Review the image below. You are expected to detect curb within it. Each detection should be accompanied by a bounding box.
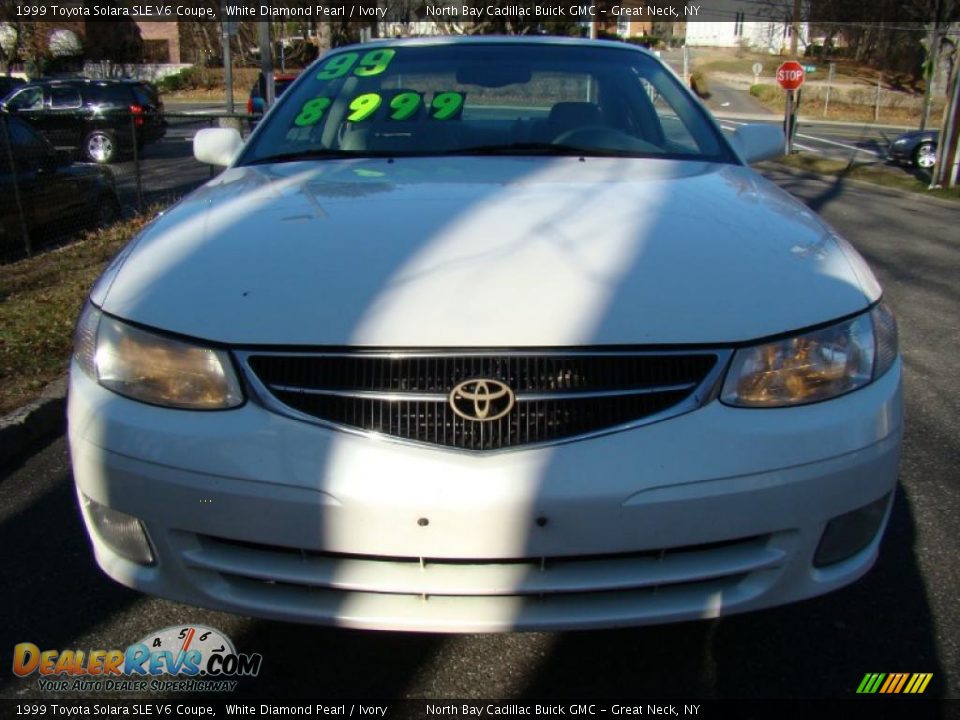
[0,376,67,472]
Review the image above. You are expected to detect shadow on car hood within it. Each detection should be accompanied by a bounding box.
[100,156,876,346]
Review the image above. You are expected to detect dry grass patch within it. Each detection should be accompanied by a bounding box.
[749,84,943,125]
[0,213,156,415]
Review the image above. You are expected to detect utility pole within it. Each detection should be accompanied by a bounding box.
[823,62,835,117]
[222,21,235,114]
[932,57,960,189]
[920,26,938,130]
[259,21,274,109]
[790,0,801,56]
[920,0,944,131]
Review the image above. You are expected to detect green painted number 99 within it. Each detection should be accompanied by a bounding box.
[316,49,396,81]
[315,53,358,80]
[354,49,396,77]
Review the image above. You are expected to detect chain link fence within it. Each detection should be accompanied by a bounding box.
[112,111,256,215]
[0,110,254,264]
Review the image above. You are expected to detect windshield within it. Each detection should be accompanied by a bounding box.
[238,42,734,164]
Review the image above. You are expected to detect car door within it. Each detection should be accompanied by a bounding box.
[4,116,80,239]
[45,84,85,151]
[0,118,29,257]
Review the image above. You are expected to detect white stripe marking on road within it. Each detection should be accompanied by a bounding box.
[720,117,885,158]
[795,132,884,157]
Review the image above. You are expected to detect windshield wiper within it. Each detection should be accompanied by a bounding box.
[245,144,632,165]
[245,149,369,165]
[454,143,625,157]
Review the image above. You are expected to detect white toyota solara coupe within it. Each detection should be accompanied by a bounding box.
[69,37,903,632]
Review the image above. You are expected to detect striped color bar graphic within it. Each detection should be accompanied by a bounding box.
[857,673,932,694]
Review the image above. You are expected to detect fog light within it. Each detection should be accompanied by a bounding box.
[814,493,891,568]
[81,495,155,566]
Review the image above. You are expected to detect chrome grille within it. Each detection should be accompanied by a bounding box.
[240,350,727,451]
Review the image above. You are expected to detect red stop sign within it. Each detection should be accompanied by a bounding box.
[777,61,805,90]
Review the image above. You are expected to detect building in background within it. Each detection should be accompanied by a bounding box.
[612,18,653,40]
[136,22,182,63]
[684,21,809,53]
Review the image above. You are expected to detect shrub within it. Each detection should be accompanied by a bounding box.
[750,84,780,103]
[156,66,261,95]
[157,66,199,93]
[689,70,711,99]
[624,35,660,49]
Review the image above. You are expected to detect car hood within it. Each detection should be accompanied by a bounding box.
[100,157,878,346]
[895,130,938,142]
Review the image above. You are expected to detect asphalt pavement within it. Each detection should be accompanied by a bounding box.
[109,105,239,213]
[1,166,957,700]
[720,116,911,167]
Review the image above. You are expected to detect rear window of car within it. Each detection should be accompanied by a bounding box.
[132,83,159,106]
[131,85,154,107]
[88,84,134,105]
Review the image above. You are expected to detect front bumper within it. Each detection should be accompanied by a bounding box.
[68,359,903,632]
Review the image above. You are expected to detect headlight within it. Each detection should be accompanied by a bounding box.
[721,303,897,408]
[73,303,243,410]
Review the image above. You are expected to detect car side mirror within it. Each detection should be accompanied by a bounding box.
[731,124,785,164]
[193,128,242,167]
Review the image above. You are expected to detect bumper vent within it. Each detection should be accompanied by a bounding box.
[187,533,779,598]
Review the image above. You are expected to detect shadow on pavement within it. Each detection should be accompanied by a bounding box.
[515,486,942,698]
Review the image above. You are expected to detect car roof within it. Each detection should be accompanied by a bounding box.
[30,78,143,87]
[252,72,299,82]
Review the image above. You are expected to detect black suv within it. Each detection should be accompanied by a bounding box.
[0,78,165,163]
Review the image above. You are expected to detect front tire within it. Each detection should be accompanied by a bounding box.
[85,131,118,164]
[914,142,936,170]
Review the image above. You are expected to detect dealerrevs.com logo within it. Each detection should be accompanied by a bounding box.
[13,625,262,693]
